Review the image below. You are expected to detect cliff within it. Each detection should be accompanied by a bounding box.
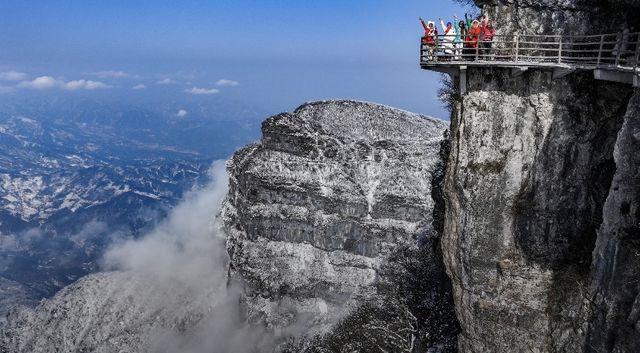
[2,2,638,348]
[440,1,640,352]
[0,101,457,352]
[221,100,453,342]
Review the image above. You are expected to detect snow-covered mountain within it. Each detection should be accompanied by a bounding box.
[0,100,458,352]
[223,100,448,331]
[0,98,260,319]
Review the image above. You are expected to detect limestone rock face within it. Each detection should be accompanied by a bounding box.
[442,36,640,353]
[443,68,632,353]
[587,91,640,353]
[476,0,639,35]
[222,100,448,331]
[441,1,640,351]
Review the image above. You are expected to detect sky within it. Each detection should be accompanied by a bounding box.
[0,0,471,120]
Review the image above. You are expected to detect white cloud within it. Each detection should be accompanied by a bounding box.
[95,70,130,79]
[185,87,220,95]
[176,109,188,118]
[0,71,27,81]
[17,76,60,90]
[132,84,147,90]
[63,79,110,90]
[157,78,176,85]
[102,162,276,352]
[215,79,239,87]
[17,76,110,90]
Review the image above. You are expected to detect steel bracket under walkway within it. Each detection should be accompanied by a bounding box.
[594,69,637,86]
[423,65,468,94]
[423,63,640,94]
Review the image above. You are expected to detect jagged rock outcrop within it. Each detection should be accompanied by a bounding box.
[222,100,448,334]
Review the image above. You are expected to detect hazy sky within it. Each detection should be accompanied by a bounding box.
[0,0,470,119]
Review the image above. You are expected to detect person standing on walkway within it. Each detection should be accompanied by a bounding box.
[481,18,496,59]
[420,17,438,61]
[466,15,482,59]
[453,14,467,60]
[454,14,466,60]
[439,17,457,60]
[612,23,630,62]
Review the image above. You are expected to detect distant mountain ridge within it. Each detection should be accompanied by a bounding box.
[0,100,458,353]
[0,97,261,319]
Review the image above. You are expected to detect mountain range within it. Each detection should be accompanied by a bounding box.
[0,96,261,319]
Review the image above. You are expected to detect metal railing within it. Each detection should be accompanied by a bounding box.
[420,33,640,71]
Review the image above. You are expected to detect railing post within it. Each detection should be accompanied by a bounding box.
[597,34,605,67]
[558,37,563,64]
[514,34,519,62]
[434,36,438,62]
[634,34,640,71]
[475,41,479,60]
[615,34,622,66]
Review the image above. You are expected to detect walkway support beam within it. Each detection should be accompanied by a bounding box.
[460,66,467,95]
[594,69,635,85]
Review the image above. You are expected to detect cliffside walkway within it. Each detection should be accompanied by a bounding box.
[420,33,640,93]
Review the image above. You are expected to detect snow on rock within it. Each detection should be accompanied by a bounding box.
[0,272,220,353]
[0,100,448,352]
[222,100,447,332]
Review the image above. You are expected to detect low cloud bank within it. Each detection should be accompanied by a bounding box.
[102,161,273,353]
[0,71,27,81]
[156,78,176,85]
[185,87,220,95]
[17,76,110,90]
[216,79,239,87]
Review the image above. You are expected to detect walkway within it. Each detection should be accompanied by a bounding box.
[420,33,640,93]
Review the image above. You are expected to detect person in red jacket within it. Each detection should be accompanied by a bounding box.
[467,19,482,59]
[420,17,438,61]
[481,18,496,59]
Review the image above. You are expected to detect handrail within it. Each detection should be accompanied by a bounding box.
[420,32,640,72]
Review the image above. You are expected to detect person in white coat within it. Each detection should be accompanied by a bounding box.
[439,17,457,60]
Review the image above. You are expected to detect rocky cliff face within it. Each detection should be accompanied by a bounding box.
[0,101,455,352]
[443,68,634,352]
[222,100,448,334]
[477,0,639,35]
[587,91,640,353]
[442,1,640,352]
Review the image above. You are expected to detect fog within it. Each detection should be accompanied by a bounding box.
[102,161,273,353]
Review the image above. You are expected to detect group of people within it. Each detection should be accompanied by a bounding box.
[612,24,637,59]
[420,14,495,60]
